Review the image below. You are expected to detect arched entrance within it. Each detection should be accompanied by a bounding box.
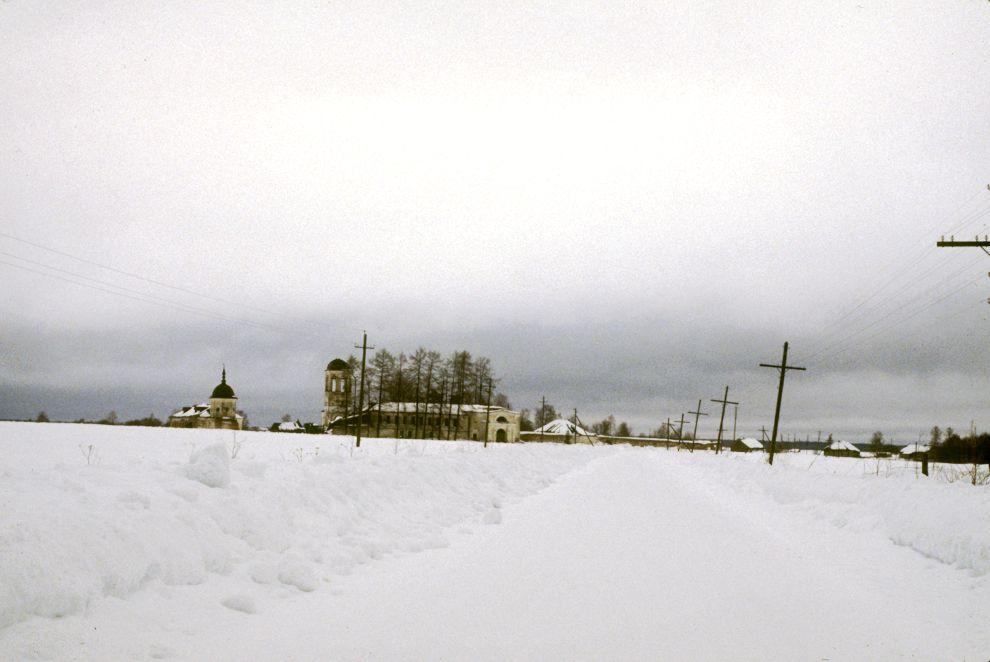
[496,429,507,443]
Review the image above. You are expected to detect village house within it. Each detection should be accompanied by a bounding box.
[168,368,244,430]
[823,439,861,457]
[899,443,931,460]
[332,402,520,443]
[731,437,764,453]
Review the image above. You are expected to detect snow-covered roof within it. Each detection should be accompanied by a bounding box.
[900,443,931,455]
[169,403,242,422]
[366,402,512,415]
[170,403,211,418]
[533,419,594,437]
[825,440,860,452]
[278,421,304,431]
[736,437,763,449]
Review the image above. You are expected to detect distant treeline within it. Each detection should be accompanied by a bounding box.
[931,432,990,465]
[31,411,164,427]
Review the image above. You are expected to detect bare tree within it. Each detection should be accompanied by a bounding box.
[534,401,558,428]
[409,347,428,438]
[371,349,396,437]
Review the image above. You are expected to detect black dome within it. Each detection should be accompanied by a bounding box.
[210,368,236,398]
[326,358,351,371]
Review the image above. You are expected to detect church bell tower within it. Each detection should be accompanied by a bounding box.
[322,358,352,428]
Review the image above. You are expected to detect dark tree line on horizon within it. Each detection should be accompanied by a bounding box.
[929,425,990,469]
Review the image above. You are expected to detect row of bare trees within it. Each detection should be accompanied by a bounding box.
[338,348,512,438]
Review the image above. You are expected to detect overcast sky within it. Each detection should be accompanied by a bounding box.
[2,1,990,442]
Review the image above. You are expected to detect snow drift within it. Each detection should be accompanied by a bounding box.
[0,422,615,630]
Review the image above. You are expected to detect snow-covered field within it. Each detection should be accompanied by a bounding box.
[1,421,988,661]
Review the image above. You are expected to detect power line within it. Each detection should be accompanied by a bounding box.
[803,187,990,357]
[0,232,340,332]
[0,254,329,340]
[0,231,343,341]
[805,270,986,368]
[804,250,986,364]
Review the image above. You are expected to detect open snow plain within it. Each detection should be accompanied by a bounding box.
[1,422,988,661]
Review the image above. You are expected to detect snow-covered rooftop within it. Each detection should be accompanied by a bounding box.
[900,443,931,455]
[366,402,510,415]
[825,440,860,453]
[533,419,594,437]
[737,437,763,449]
[170,403,211,418]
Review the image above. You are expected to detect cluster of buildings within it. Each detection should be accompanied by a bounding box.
[162,368,933,458]
[168,368,243,430]
[167,359,522,443]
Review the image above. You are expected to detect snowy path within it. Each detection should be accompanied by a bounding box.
[285,450,985,662]
[4,447,986,661]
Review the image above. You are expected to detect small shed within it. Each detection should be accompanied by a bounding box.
[899,443,931,460]
[823,439,861,457]
[731,437,764,453]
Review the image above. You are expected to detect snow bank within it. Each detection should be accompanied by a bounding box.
[671,451,990,576]
[0,422,614,630]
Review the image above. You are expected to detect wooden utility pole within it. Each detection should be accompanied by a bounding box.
[759,341,806,465]
[688,399,709,453]
[711,387,738,455]
[354,332,374,448]
[665,416,672,449]
[936,234,990,252]
[677,412,687,451]
[572,409,594,445]
[483,378,493,447]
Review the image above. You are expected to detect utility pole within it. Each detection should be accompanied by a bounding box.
[711,387,738,455]
[936,234,990,252]
[353,331,374,448]
[759,341,806,465]
[677,412,687,451]
[665,416,672,449]
[483,378,493,448]
[688,399,709,453]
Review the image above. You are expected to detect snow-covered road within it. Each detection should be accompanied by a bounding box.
[1,424,988,660]
[222,451,986,662]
